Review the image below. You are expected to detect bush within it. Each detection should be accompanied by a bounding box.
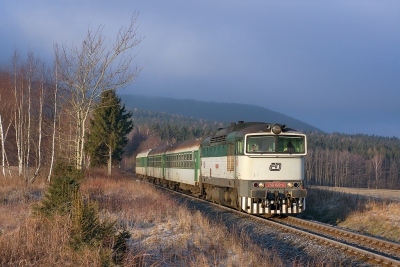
[36,174,80,217]
[36,168,131,265]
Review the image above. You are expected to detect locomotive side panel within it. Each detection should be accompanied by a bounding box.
[200,156,235,180]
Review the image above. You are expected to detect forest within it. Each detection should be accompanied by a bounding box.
[123,109,400,190]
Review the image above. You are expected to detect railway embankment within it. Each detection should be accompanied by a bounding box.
[299,186,400,244]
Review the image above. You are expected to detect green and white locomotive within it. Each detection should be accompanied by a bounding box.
[136,121,307,215]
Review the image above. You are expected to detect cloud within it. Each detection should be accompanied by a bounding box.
[1,0,399,137]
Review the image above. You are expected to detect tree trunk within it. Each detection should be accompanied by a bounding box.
[108,147,112,176]
[0,116,5,176]
[31,68,45,183]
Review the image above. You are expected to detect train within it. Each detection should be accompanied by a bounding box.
[135,121,307,215]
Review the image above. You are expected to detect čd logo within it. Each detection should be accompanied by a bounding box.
[269,163,282,171]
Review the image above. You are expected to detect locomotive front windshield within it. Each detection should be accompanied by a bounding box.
[246,135,305,154]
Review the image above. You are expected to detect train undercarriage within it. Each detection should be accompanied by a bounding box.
[136,174,305,214]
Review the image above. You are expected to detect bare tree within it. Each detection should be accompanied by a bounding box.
[0,115,12,177]
[55,14,143,170]
[0,80,13,177]
[47,48,59,181]
[371,152,383,189]
[25,52,38,181]
[30,61,47,183]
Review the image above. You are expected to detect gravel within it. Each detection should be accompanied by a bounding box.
[172,193,382,267]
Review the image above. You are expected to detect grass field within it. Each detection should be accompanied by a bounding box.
[0,170,398,266]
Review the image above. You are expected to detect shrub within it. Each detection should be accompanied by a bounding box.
[36,168,131,265]
[36,174,80,217]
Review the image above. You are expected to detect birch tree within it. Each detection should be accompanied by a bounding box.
[30,61,47,183]
[12,51,24,178]
[47,47,60,181]
[0,115,12,177]
[0,76,13,177]
[55,14,143,170]
[371,152,383,189]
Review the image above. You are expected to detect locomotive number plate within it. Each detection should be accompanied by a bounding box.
[265,182,286,188]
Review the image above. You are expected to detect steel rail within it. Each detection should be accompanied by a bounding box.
[276,216,400,254]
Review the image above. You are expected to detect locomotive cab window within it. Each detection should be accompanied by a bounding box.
[246,135,305,154]
[277,136,305,153]
[246,136,275,153]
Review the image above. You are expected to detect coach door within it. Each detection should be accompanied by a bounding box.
[162,154,166,179]
[194,151,200,182]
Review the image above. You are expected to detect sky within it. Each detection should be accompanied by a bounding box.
[1,1,399,138]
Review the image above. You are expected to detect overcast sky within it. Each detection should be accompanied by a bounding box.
[1,1,399,138]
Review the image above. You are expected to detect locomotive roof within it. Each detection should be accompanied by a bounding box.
[202,121,302,146]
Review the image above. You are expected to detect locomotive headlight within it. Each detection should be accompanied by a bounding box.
[287,182,293,188]
[258,183,265,188]
[253,183,259,188]
[272,124,282,134]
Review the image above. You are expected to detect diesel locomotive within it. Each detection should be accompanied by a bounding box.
[136,121,307,214]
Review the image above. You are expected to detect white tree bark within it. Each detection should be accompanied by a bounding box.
[31,62,46,183]
[0,115,5,176]
[55,14,143,170]
[12,52,24,178]
[48,48,60,181]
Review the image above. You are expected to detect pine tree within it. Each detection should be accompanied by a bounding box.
[86,90,134,175]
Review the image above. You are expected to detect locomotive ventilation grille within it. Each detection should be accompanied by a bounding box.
[210,135,226,144]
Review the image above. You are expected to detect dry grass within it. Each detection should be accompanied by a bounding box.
[0,177,87,266]
[1,170,286,266]
[302,186,400,243]
[0,176,46,234]
[3,169,397,266]
[299,187,365,224]
[81,171,286,266]
[338,200,400,243]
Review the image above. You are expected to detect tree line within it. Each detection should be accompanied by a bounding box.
[305,131,400,189]
[124,114,400,190]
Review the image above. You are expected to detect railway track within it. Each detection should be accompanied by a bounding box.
[149,181,400,267]
[269,216,400,262]
[263,216,400,267]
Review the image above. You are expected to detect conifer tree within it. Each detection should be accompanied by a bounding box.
[86,90,133,175]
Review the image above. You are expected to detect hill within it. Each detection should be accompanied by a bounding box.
[121,94,321,132]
